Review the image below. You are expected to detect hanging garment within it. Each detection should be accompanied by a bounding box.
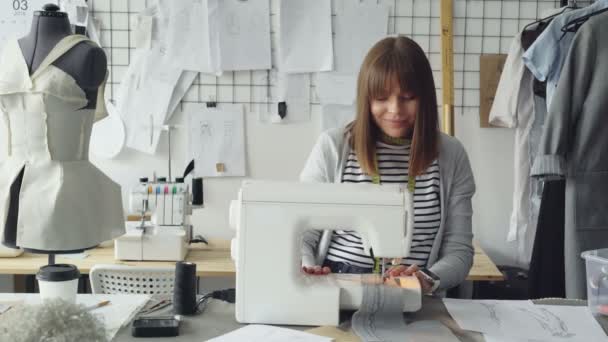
[531,11,608,299]
[522,0,608,111]
[0,35,124,252]
[488,30,546,268]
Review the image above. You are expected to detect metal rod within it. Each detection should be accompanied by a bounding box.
[168,127,172,181]
[48,254,55,265]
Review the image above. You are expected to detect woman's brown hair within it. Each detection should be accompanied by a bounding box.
[347,35,439,178]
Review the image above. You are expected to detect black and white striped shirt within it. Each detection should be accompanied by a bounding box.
[326,140,441,269]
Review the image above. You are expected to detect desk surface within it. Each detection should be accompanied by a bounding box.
[2,294,605,342]
[0,239,503,281]
[117,297,606,342]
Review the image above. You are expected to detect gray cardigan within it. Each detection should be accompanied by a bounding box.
[299,128,476,291]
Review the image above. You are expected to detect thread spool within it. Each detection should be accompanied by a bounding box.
[173,261,197,315]
[192,178,203,206]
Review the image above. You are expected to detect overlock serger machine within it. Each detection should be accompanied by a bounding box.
[114,179,193,261]
[229,180,421,326]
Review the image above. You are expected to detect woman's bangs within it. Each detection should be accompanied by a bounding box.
[367,54,416,99]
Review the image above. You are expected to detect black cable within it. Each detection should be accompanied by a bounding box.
[195,288,236,314]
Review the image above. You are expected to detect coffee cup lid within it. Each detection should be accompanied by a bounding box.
[36,264,80,282]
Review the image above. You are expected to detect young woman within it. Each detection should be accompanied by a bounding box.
[300,36,476,294]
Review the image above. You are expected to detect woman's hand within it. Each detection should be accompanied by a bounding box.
[302,265,331,275]
[386,264,433,294]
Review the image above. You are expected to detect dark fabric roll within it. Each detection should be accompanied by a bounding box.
[173,261,197,315]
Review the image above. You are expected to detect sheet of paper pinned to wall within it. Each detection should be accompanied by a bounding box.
[115,50,182,154]
[218,0,271,71]
[187,103,246,177]
[0,0,56,52]
[443,299,608,342]
[260,71,311,123]
[114,1,200,155]
[59,0,89,27]
[131,11,153,50]
[321,104,355,131]
[315,73,357,106]
[333,0,389,73]
[315,0,388,106]
[156,0,220,74]
[207,324,333,342]
[86,17,101,46]
[278,0,333,73]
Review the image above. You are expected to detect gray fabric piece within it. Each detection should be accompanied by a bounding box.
[351,283,410,342]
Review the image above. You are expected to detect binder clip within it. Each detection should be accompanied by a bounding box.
[278,102,287,119]
[206,101,217,108]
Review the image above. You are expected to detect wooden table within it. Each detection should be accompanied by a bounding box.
[0,239,503,281]
[470,241,504,281]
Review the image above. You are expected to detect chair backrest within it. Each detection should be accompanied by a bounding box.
[90,264,176,295]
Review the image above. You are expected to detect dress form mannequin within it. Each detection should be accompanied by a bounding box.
[18,4,106,108]
[0,5,124,260]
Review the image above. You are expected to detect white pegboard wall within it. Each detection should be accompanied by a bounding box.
[87,0,576,115]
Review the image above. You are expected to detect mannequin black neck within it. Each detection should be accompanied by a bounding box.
[20,14,72,73]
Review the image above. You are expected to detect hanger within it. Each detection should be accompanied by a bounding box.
[561,4,608,33]
[522,3,575,32]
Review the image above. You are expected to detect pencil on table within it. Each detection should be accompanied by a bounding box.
[86,300,111,311]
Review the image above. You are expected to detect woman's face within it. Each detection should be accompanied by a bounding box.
[370,78,418,138]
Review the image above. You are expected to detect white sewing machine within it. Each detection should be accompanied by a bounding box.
[229,180,420,326]
[114,181,192,261]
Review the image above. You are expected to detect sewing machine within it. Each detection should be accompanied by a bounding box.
[229,180,420,326]
[114,181,192,261]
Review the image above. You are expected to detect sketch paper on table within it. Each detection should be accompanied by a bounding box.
[483,334,542,342]
[443,299,608,341]
[278,0,333,73]
[333,0,388,73]
[78,295,150,341]
[207,324,332,342]
[260,71,310,123]
[59,0,89,27]
[187,104,246,177]
[321,104,355,131]
[404,321,461,342]
[315,73,357,105]
[0,0,56,52]
[217,0,271,71]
